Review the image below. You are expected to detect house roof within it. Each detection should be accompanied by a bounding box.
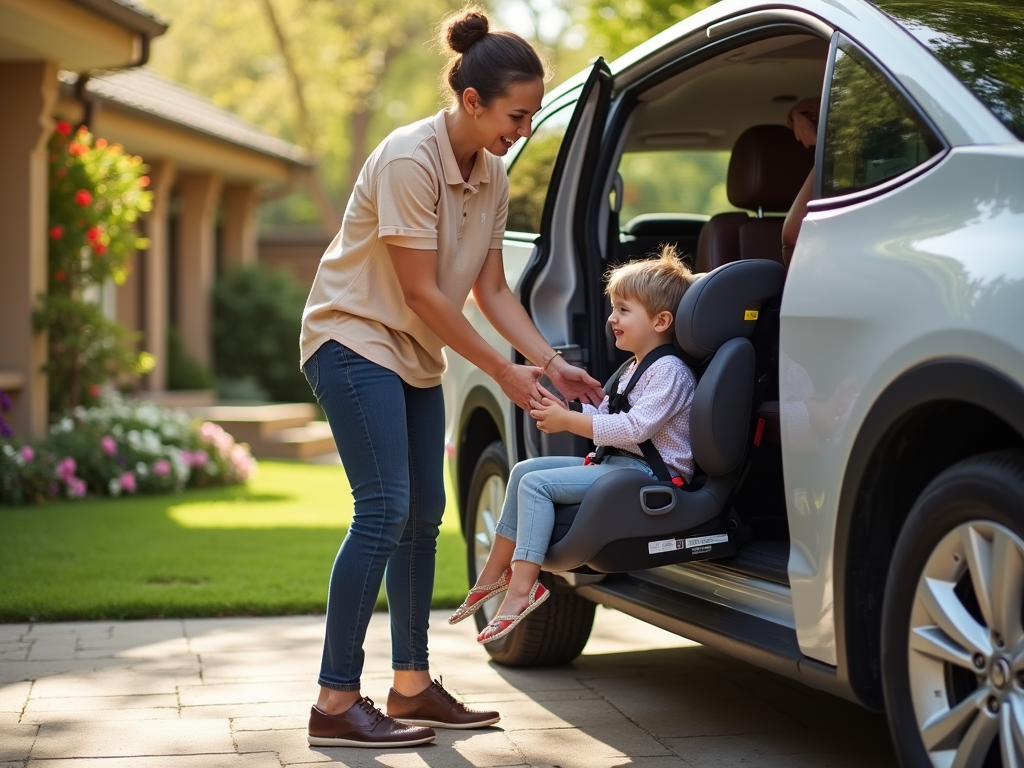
[61,68,314,167]
[69,0,167,37]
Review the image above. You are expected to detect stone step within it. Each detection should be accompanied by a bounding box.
[185,403,321,444]
[256,421,337,460]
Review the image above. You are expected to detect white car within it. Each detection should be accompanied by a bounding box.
[442,1,1024,765]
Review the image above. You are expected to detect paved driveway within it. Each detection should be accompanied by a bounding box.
[0,607,899,767]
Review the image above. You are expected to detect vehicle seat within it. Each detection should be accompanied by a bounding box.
[694,125,814,273]
[544,259,787,574]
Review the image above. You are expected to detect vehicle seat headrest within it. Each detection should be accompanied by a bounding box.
[676,260,786,360]
[727,125,815,212]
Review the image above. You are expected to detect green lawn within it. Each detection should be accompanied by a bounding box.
[0,461,469,622]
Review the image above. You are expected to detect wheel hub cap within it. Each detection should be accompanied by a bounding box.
[908,520,1024,767]
[991,658,1010,690]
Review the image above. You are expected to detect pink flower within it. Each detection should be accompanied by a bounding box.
[119,471,136,494]
[191,450,209,467]
[101,436,116,456]
[67,477,87,499]
[56,456,77,482]
[153,459,171,477]
[199,422,220,440]
[19,446,34,462]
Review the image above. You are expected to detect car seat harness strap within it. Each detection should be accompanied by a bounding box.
[586,344,681,485]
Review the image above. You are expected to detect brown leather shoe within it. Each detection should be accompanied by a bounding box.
[307,697,436,747]
[387,679,500,729]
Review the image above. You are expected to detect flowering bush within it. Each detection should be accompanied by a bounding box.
[0,393,256,506]
[35,122,155,419]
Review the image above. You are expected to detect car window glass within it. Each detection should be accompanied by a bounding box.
[876,0,1024,140]
[506,105,573,234]
[617,150,736,223]
[822,38,943,197]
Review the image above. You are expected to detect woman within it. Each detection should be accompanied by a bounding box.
[300,6,604,749]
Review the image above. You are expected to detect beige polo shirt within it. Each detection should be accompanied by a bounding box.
[300,110,509,387]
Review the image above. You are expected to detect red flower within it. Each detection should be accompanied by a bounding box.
[88,384,102,398]
[68,142,89,156]
[86,226,101,242]
[49,225,64,240]
[138,176,150,188]
[56,168,67,178]
[75,190,92,206]
[94,243,107,256]
[55,269,67,282]
[95,138,108,149]
[55,121,71,136]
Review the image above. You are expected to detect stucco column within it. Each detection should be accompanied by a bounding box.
[221,183,259,270]
[140,159,176,391]
[0,62,57,439]
[175,172,222,370]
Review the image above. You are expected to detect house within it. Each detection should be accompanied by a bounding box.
[0,0,313,440]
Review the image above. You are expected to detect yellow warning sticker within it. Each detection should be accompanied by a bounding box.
[744,310,759,321]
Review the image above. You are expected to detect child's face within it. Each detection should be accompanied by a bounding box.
[607,294,668,354]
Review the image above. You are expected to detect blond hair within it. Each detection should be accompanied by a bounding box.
[605,245,696,321]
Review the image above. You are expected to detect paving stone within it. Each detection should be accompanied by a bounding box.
[0,681,31,712]
[586,674,803,738]
[199,650,317,681]
[21,707,181,723]
[234,727,336,764]
[666,732,899,768]
[178,680,311,707]
[30,669,184,699]
[25,693,178,712]
[26,636,80,661]
[30,718,233,759]
[0,623,31,642]
[0,644,31,661]
[27,754,281,768]
[232,713,309,731]
[0,659,139,685]
[0,723,38,761]
[504,722,670,762]
[181,700,311,719]
[0,712,21,724]
[447,729,529,767]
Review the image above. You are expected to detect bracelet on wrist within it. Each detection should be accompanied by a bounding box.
[542,350,562,374]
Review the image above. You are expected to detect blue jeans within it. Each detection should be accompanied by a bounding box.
[495,454,655,565]
[303,341,445,691]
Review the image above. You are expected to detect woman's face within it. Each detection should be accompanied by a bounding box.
[469,78,545,156]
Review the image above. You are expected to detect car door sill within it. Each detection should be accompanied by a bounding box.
[575,577,852,701]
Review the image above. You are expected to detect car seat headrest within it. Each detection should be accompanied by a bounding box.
[676,260,786,360]
[727,125,815,213]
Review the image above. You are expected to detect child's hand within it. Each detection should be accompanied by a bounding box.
[530,397,569,433]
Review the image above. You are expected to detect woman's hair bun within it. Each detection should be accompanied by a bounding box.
[446,9,489,54]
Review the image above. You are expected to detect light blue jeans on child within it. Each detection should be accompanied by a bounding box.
[495,454,656,566]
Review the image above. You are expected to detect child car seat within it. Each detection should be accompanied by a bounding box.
[543,258,786,573]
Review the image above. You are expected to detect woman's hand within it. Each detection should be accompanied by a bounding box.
[786,98,820,148]
[530,397,571,434]
[547,358,605,406]
[496,363,547,412]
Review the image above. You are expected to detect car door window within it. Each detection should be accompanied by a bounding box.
[506,104,574,235]
[821,37,944,197]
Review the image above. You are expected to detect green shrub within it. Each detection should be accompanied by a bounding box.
[167,326,214,390]
[213,264,311,403]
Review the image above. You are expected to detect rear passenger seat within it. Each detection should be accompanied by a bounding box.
[695,124,814,273]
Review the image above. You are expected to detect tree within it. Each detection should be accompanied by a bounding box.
[146,0,457,224]
[577,0,717,60]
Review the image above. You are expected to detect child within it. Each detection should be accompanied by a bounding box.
[449,245,698,643]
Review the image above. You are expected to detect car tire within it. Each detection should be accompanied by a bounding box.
[882,450,1024,768]
[464,440,596,667]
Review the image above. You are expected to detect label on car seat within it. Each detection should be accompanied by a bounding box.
[684,534,730,549]
[648,538,683,554]
[744,310,759,320]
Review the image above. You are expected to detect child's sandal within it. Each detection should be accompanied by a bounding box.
[476,581,550,644]
[448,566,513,625]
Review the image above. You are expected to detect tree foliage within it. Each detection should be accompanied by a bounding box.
[577,0,716,61]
